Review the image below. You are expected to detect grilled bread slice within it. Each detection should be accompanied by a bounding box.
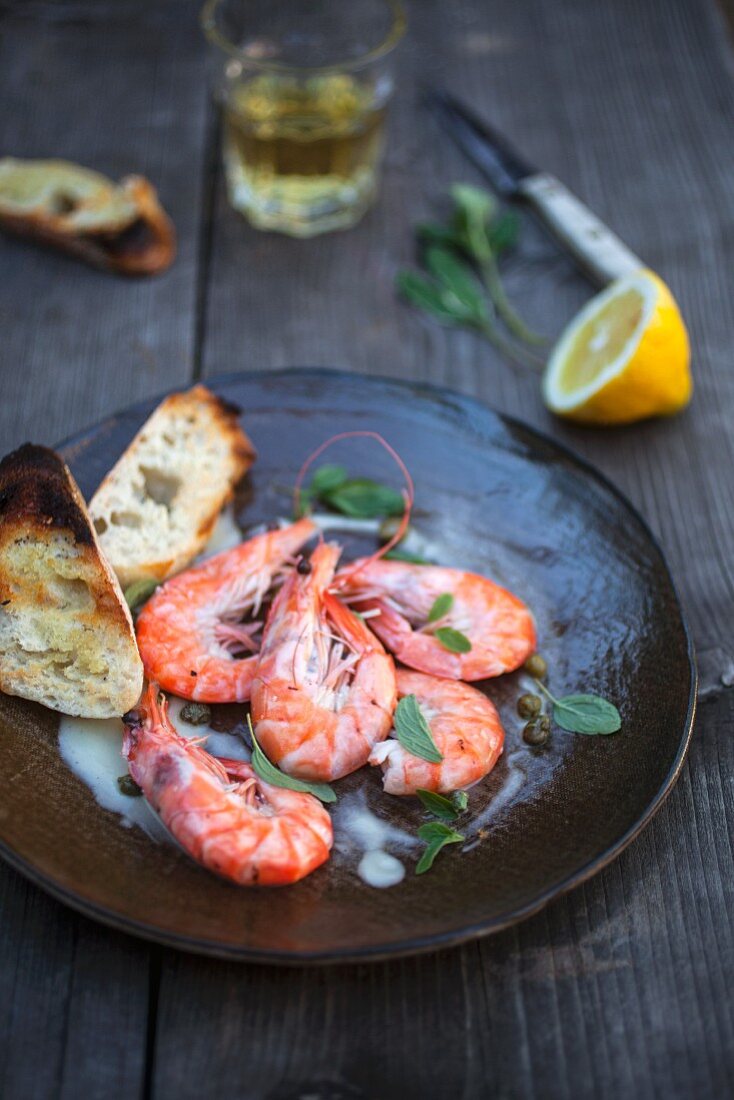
[0,445,143,717]
[0,158,175,275]
[89,384,256,589]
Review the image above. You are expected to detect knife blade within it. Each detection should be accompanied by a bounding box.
[428,89,643,286]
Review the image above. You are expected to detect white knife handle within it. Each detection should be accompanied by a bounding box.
[518,172,644,285]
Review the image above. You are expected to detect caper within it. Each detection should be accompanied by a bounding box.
[517,692,541,719]
[523,715,551,746]
[179,701,212,726]
[117,774,143,797]
[296,557,312,575]
[524,653,548,680]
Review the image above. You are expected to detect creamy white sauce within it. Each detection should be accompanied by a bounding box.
[58,716,168,841]
[165,696,250,762]
[332,788,417,887]
[58,695,250,844]
[59,505,251,839]
[357,850,405,888]
[465,750,527,847]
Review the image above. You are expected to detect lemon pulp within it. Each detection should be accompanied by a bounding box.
[543,269,691,425]
[555,287,646,395]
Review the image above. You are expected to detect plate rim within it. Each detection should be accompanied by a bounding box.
[0,367,698,964]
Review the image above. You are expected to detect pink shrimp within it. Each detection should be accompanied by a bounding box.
[135,518,316,702]
[251,541,397,782]
[123,684,332,886]
[370,670,505,795]
[336,558,536,680]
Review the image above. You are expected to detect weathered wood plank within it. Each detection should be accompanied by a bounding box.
[142,0,734,1096]
[0,866,152,1100]
[200,0,734,671]
[0,2,210,1097]
[2,0,734,1097]
[149,695,734,1100]
[0,0,209,453]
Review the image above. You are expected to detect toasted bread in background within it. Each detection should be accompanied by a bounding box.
[0,445,143,717]
[0,158,175,275]
[89,384,255,589]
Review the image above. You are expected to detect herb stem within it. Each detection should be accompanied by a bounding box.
[534,679,556,704]
[474,317,544,373]
[479,254,547,348]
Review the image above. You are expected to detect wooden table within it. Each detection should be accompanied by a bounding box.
[2,1,733,1096]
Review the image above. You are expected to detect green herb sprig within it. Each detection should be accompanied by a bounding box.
[383,547,430,564]
[534,681,621,735]
[298,464,405,520]
[424,592,472,653]
[416,788,468,822]
[124,578,158,612]
[434,627,472,654]
[416,822,465,874]
[427,592,453,622]
[394,694,443,763]
[397,184,546,371]
[248,716,336,803]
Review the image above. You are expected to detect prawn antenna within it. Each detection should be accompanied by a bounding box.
[293,430,414,585]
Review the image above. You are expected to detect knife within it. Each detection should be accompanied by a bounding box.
[428,89,643,286]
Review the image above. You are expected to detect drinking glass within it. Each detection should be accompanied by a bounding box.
[201,0,406,237]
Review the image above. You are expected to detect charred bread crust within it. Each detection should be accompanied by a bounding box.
[165,385,256,478]
[0,444,132,630]
[0,443,144,716]
[102,176,176,275]
[0,445,93,547]
[0,175,176,276]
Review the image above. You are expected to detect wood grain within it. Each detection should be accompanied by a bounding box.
[0,2,206,1097]
[1,0,733,1096]
[0,0,209,454]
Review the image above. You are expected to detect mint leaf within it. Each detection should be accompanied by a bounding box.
[384,547,430,564]
[248,718,336,803]
[434,627,472,654]
[488,210,520,254]
[396,271,462,325]
[394,695,443,763]
[417,222,463,249]
[124,578,158,611]
[427,592,453,623]
[325,479,405,519]
[424,246,486,318]
[310,464,348,495]
[551,694,621,735]
[451,183,497,225]
[416,822,465,874]
[416,788,468,822]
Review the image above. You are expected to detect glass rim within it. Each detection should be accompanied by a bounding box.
[200,0,406,74]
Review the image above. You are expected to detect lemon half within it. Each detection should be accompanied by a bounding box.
[543,270,692,425]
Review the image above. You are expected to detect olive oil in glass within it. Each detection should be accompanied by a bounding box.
[202,0,405,236]
[223,74,387,236]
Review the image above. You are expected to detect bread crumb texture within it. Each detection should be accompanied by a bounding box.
[89,384,255,587]
[0,444,143,717]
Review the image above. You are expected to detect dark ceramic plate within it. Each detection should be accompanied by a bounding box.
[0,369,695,963]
